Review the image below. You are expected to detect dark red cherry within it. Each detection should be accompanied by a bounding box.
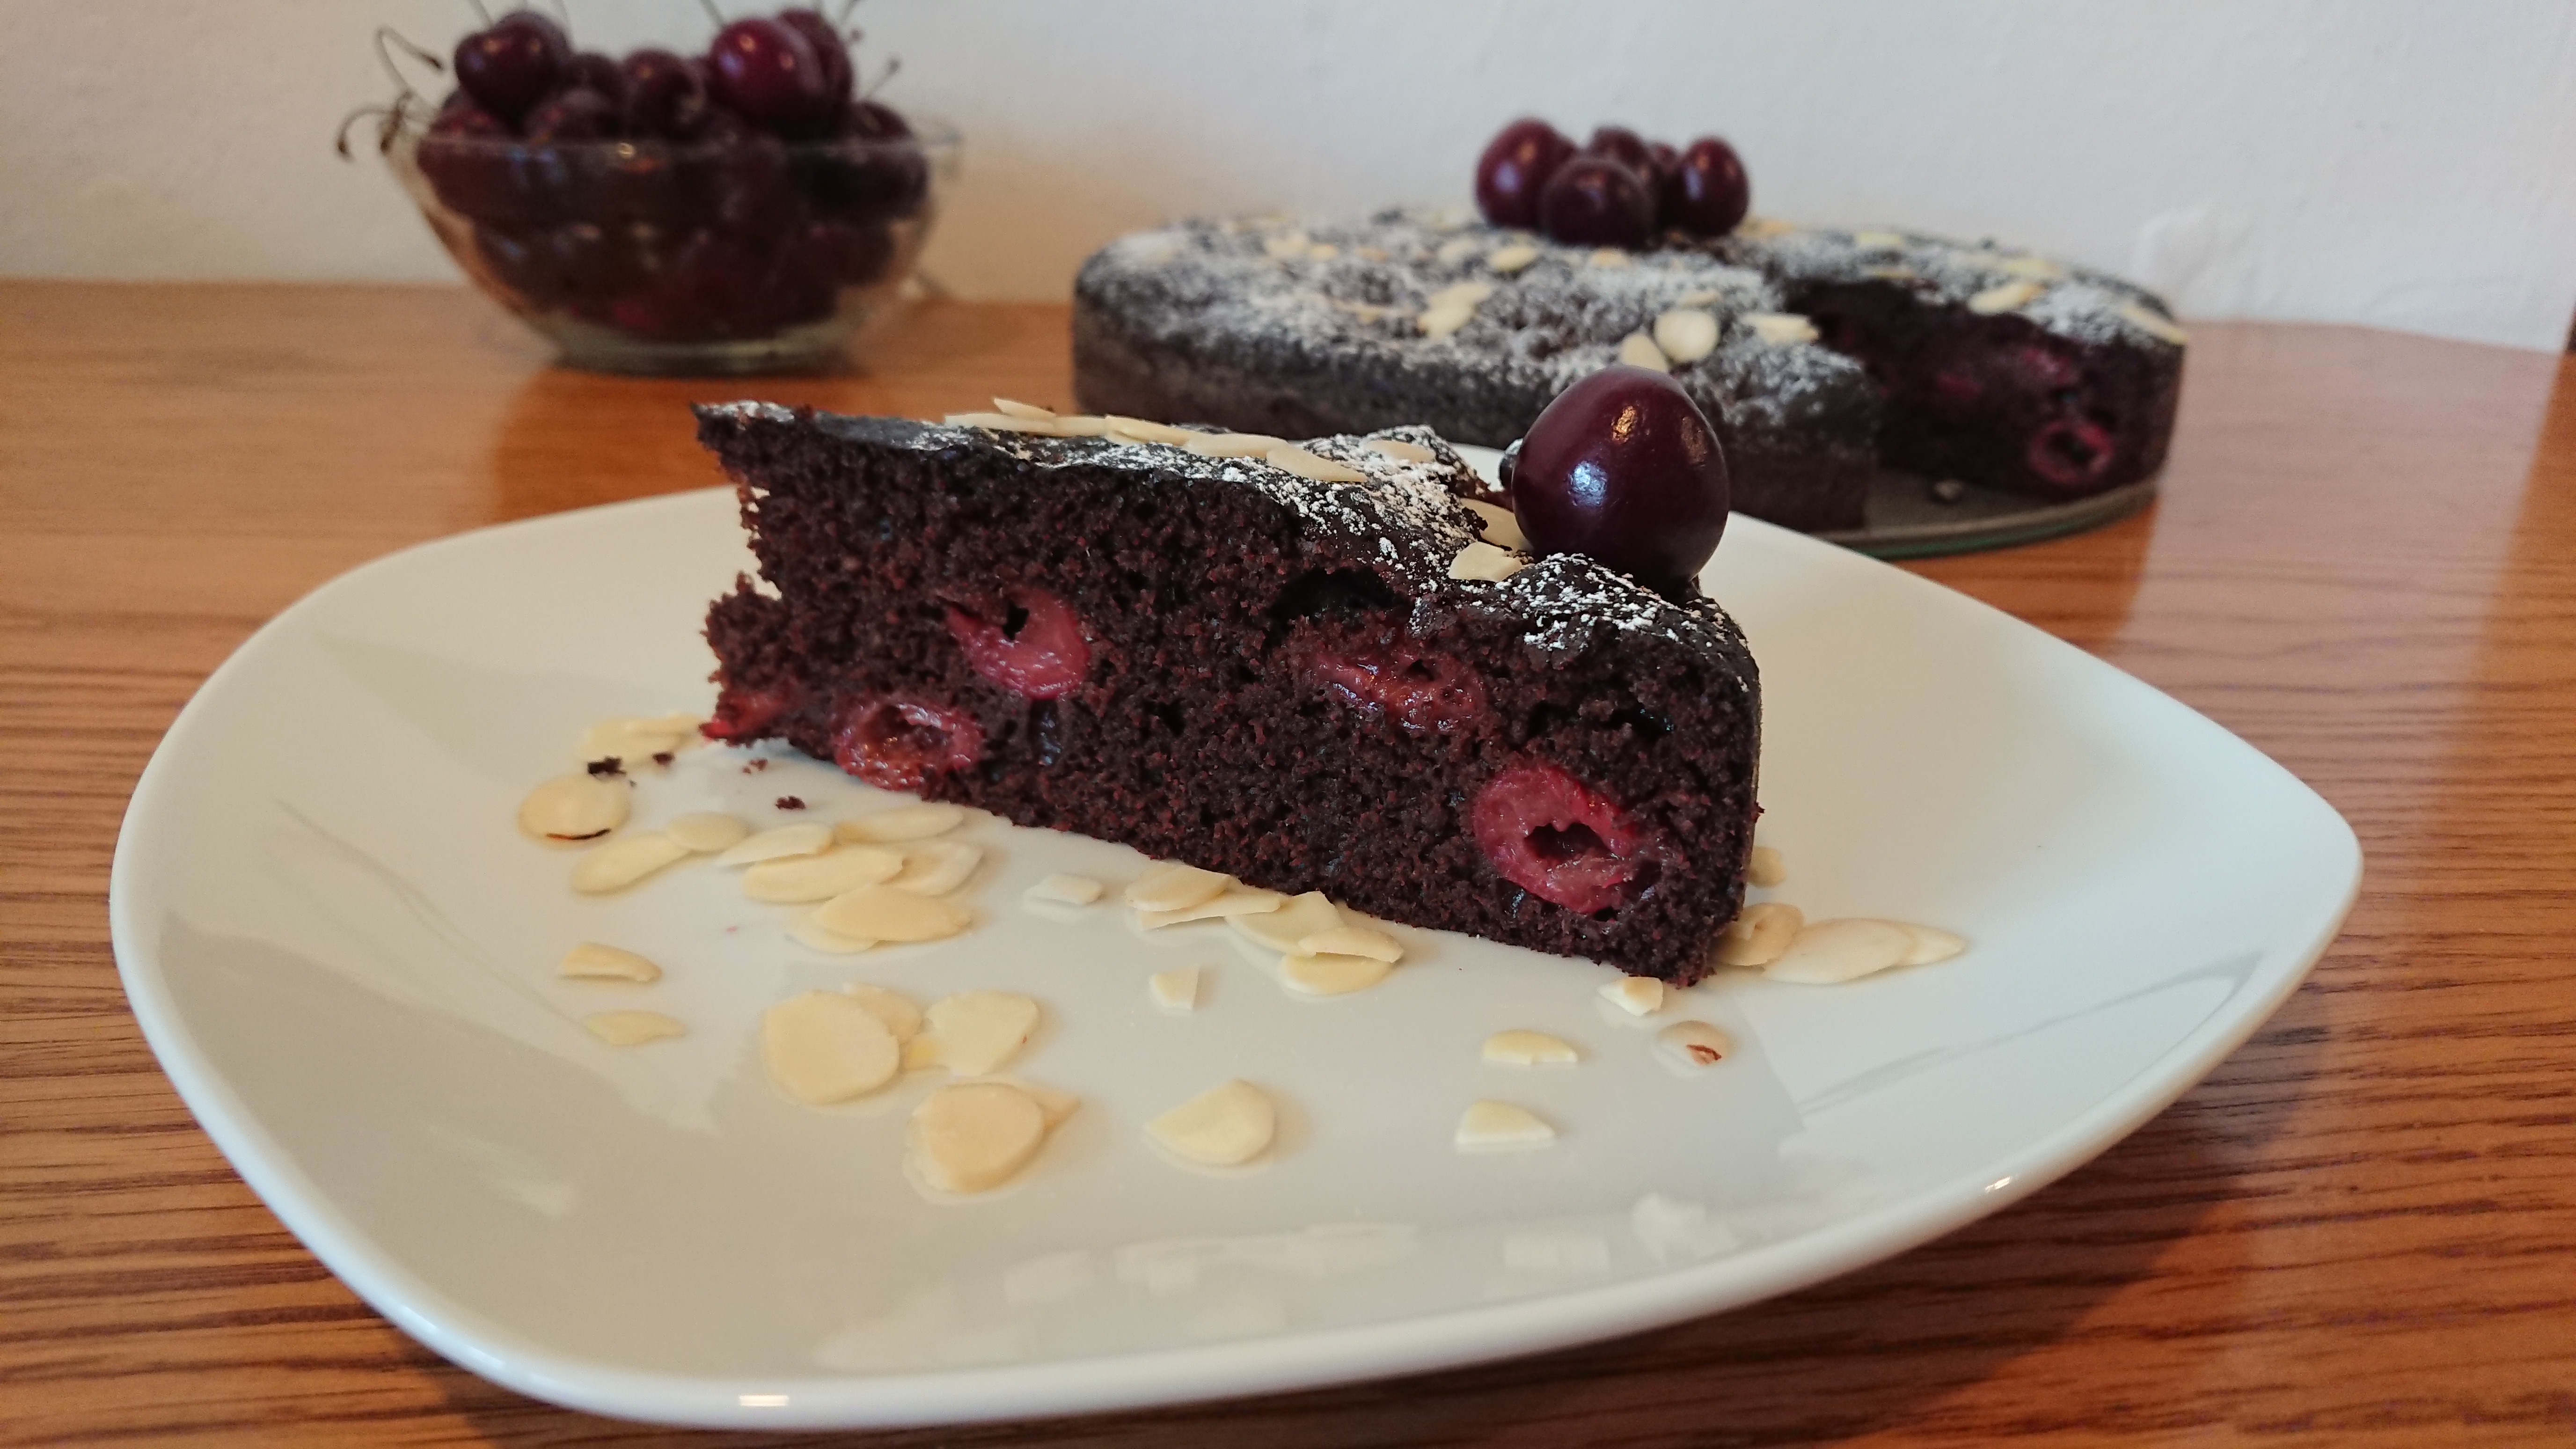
[522,88,619,143]
[417,108,517,220]
[1584,125,1655,179]
[774,8,855,112]
[1511,365,1730,591]
[945,588,1092,700]
[1537,155,1654,249]
[1663,136,1750,237]
[621,48,710,137]
[706,18,833,135]
[832,696,986,790]
[1474,118,1574,230]
[847,98,912,139]
[453,17,565,124]
[563,52,624,105]
[1470,761,1662,914]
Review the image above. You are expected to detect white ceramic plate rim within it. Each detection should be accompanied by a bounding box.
[110,488,2358,1430]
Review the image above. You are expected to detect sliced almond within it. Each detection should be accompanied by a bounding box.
[716,821,834,867]
[1655,1019,1734,1070]
[902,1033,943,1071]
[788,915,874,954]
[922,990,1041,1076]
[811,884,973,944]
[1418,301,1476,340]
[1617,331,1669,372]
[1737,216,1797,239]
[665,812,751,854]
[584,1010,684,1046]
[1676,288,1723,306]
[1024,873,1104,907]
[1296,923,1400,963]
[1588,248,1632,269]
[1149,966,1201,1012]
[575,716,698,766]
[1487,242,1540,274]
[1449,540,1527,582]
[1229,891,1342,953]
[557,942,662,983]
[1600,976,1666,1016]
[1261,231,1310,261]
[1105,415,1198,446]
[1305,241,1340,260]
[1899,923,1969,966]
[1715,900,1804,967]
[1764,918,1916,984]
[837,803,966,843]
[843,983,923,1040]
[1138,886,1286,929]
[1434,235,1482,264]
[1998,255,2064,280]
[1460,497,1530,550]
[1427,280,1494,310]
[910,1082,1049,1193]
[889,841,983,897]
[519,773,630,845]
[1455,1100,1554,1151]
[1746,844,1788,887]
[1145,1079,1274,1166]
[1182,432,1288,459]
[1967,280,2046,315]
[1279,951,1392,996]
[992,397,1057,421]
[1051,414,1114,437]
[1364,437,1437,465]
[762,990,901,1104]
[946,411,1062,435]
[2119,300,2189,346]
[742,845,906,904]
[1482,1029,1578,1066]
[1852,229,1907,249]
[966,1075,1080,1129]
[1745,312,1819,346]
[570,832,690,894]
[1126,862,1231,914]
[1266,445,1368,483]
[1653,307,1720,365]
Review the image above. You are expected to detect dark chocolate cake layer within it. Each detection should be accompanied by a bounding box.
[696,402,1761,983]
[1073,212,2185,532]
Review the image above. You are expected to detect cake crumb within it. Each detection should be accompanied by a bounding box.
[585,757,624,778]
[776,795,806,810]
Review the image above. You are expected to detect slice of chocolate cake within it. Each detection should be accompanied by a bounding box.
[695,402,1760,983]
[1072,212,2184,532]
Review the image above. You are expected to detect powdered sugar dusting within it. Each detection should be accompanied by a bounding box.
[1716,223,2183,351]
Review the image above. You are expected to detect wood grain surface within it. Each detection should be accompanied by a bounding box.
[3,282,2571,1446]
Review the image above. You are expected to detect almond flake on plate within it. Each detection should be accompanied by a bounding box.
[557,942,662,983]
[1137,886,1285,929]
[811,885,973,944]
[1127,863,1231,914]
[664,812,751,854]
[1023,873,1104,907]
[519,774,630,844]
[742,845,906,904]
[921,990,1041,1076]
[843,983,923,1040]
[889,841,983,896]
[788,915,875,954]
[1715,900,1805,967]
[1279,951,1392,996]
[1764,918,1916,984]
[1455,1100,1554,1151]
[910,1082,1050,1194]
[583,1010,685,1046]
[1148,966,1201,1012]
[1296,923,1400,962]
[1482,1030,1579,1066]
[570,832,691,894]
[715,822,834,867]
[762,990,902,1104]
[1229,891,1342,953]
[1654,1020,1734,1070]
[1600,977,1666,1016]
[1746,843,1787,886]
[837,803,966,843]
[1145,1079,1275,1167]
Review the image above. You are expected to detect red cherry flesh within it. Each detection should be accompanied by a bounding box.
[1471,761,1661,914]
[832,696,986,790]
[945,589,1093,700]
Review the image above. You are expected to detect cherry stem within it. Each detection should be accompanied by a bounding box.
[332,103,398,161]
[698,0,726,30]
[835,0,864,27]
[467,0,493,25]
[373,26,443,99]
[539,0,571,36]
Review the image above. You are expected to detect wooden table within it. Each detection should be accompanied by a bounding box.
[5,283,2571,1446]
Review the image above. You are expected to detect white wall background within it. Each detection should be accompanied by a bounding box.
[6,0,2575,350]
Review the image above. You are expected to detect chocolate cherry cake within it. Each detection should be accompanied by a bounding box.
[1073,212,2185,533]
[695,401,1759,982]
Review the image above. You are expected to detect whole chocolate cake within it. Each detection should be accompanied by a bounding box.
[695,402,1760,982]
[1072,212,2185,533]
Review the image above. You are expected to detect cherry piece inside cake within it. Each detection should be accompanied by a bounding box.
[696,403,1760,982]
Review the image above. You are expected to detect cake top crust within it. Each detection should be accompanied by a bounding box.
[1078,210,2184,393]
[699,401,1752,674]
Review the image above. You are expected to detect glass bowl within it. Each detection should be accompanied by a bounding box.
[386,116,958,375]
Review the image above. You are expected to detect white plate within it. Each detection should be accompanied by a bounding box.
[111,473,2356,1430]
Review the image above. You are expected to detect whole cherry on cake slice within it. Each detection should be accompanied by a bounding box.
[1509,365,1730,593]
[1474,118,1574,230]
[1537,154,1653,249]
[1662,136,1750,237]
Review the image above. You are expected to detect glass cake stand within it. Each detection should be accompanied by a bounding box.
[1817,468,2160,560]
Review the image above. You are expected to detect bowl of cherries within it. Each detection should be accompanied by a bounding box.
[1474,119,1749,249]
[359,6,954,374]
